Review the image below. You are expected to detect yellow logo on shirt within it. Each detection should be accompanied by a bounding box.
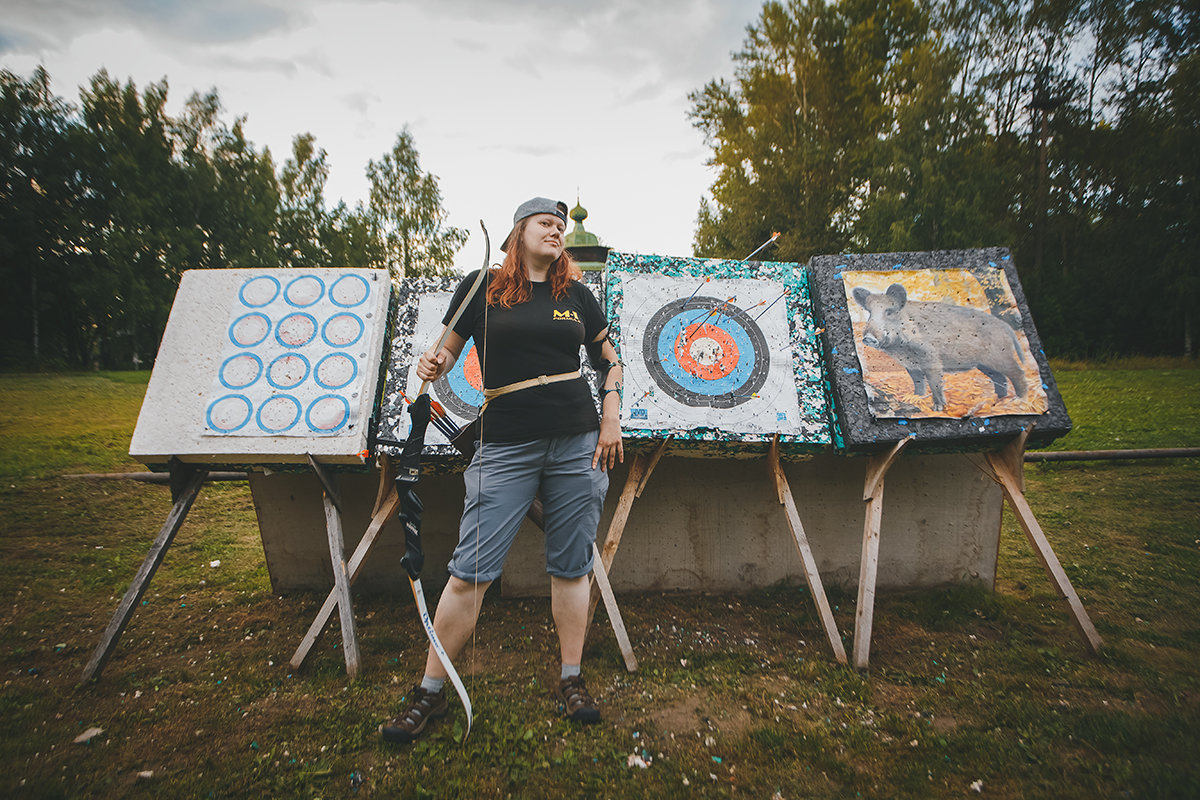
[553,309,581,324]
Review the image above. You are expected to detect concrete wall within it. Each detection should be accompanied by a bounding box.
[250,451,1001,598]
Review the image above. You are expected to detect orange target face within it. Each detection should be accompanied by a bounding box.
[462,345,482,390]
[674,322,739,380]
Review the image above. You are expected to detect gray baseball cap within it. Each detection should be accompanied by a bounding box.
[500,196,569,252]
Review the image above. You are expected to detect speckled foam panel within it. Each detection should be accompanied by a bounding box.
[375,271,606,469]
[808,248,1071,452]
[606,251,831,455]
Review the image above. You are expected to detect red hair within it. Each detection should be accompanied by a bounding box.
[486,217,582,307]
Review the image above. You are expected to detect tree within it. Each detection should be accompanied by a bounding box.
[693,0,1199,357]
[689,0,935,262]
[0,67,86,368]
[208,117,279,268]
[278,133,332,267]
[76,70,183,368]
[365,129,467,279]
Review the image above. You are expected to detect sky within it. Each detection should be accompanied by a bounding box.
[2,0,765,271]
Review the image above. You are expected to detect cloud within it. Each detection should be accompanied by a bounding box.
[2,0,304,49]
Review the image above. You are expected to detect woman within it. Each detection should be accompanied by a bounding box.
[382,197,624,743]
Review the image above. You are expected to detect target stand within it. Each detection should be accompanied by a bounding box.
[581,253,849,662]
[82,268,391,683]
[847,431,1102,670]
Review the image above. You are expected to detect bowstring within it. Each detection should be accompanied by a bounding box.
[471,265,489,712]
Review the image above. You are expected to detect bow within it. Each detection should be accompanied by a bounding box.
[395,221,490,738]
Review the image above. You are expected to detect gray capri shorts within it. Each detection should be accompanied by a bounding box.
[448,429,609,583]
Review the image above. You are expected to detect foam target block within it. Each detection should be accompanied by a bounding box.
[606,251,831,454]
[129,268,392,467]
[376,271,606,464]
[809,248,1071,451]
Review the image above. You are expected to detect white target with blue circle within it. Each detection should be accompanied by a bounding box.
[202,269,380,437]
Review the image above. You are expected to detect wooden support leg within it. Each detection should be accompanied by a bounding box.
[290,487,399,670]
[584,453,649,637]
[768,438,847,665]
[852,438,910,671]
[591,543,638,671]
[309,456,360,679]
[980,435,1103,655]
[81,464,208,684]
[323,493,361,678]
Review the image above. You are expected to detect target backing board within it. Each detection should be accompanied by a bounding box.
[606,251,830,453]
[808,248,1072,451]
[377,272,606,462]
[129,268,391,467]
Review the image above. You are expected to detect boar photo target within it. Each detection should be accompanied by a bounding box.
[606,251,831,452]
[845,268,1047,419]
[809,248,1071,451]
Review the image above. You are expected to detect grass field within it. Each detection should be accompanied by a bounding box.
[1,363,1198,798]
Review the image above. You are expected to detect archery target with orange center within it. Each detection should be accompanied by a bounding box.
[434,341,483,419]
[614,271,807,437]
[643,296,770,408]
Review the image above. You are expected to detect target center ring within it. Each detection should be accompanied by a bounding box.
[642,296,771,408]
[676,323,738,380]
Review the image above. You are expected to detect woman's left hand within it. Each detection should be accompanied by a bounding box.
[592,416,624,471]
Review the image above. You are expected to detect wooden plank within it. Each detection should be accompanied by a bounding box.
[984,451,1104,656]
[591,543,637,672]
[308,453,342,513]
[323,491,361,678]
[997,428,1031,492]
[370,454,394,519]
[863,437,911,501]
[80,467,208,683]
[289,485,400,670]
[598,453,648,574]
[585,454,649,634]
[852,438,909,670]
[636,436,672,498]
[1026,447,1200,462]
[852,469,886,670]
[768,439,847,665]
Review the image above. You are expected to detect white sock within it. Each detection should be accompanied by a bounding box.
[421,675,445,693]
[561,664,581,681]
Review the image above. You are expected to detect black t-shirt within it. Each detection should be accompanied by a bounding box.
[443,270,607,443]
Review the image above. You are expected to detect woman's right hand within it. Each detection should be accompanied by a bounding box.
[416,348,447,382]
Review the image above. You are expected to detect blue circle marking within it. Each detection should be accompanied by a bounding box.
[256,395,302,433]
[206,394,252,433]
[266,353,311,389]
[306,395,350,433]
[218,353,263,390]
[275,312,318,348]
[229,312,271,348]
[314,353,358,390]
[238,275,280,307]
[284,274,326,307]
[445,355,484,408]
[329,274,370,307]
[655,311,756,396]
[321,313,364,348]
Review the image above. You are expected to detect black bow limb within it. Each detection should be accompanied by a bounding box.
[396,393,433,580]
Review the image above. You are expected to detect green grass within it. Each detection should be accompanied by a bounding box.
[1043,358,1199,451]
[0,367,1198,798]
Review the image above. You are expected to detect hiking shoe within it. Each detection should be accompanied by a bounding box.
[380,686,448,743]
[556,674,601,723]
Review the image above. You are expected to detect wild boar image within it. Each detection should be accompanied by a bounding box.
[852,283,1028,412]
